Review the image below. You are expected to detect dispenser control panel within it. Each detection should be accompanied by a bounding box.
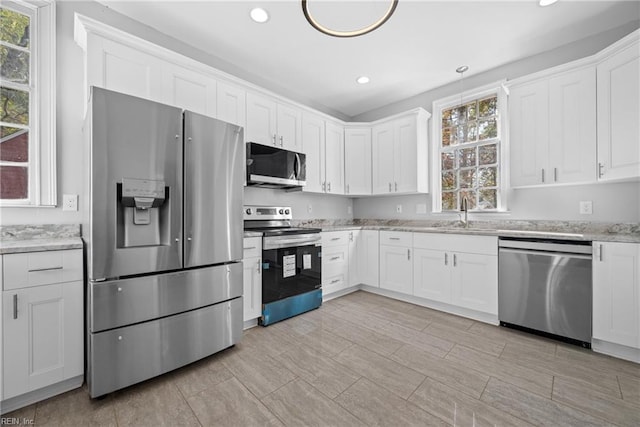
[122,178,165,200]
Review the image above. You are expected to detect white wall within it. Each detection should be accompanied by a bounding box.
[353,181,640,223]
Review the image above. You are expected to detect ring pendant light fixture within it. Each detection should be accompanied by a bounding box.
[301,0,399,38]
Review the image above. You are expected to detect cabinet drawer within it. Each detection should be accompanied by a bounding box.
[379,231,412,247]
[322,246,347,267]
[322,231,350,247]
[3,249,83,291]
[413,233,497,256]
[243,237,262,259]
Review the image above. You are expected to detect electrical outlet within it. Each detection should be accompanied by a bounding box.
[307,204,312,214]
[396,204,402,213]
[63,194,78,211]
[416,203,427,214]
[579,201,593,215]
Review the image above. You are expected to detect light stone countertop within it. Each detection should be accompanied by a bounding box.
[296,220,640,244]
[0,224,84,254]
[243,230,263,238]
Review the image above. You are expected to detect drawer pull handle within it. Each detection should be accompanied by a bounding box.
[389,237,400,240]
[13,294,18,319]
[330,237,340,241]
[244,246,256,250]
[330,279,340,284]
[445,253,448,265]
[330,256,340,261]
[453,254,457,267]
[257,259,261,274]
[28,266,63,273]
[407,249,411,260]
[599,244,603,262]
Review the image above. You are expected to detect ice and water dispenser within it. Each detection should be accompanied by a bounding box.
[116,178,170,248]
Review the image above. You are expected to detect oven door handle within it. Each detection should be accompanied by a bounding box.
[263,234,321,250]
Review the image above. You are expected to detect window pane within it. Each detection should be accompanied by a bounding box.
[450,105,466,126]
[478,167,497,187]
[459,190,477,210]
[466,121,477,142]
[0,86,29,126]
[467,101,477,120]
[479,143,497,165]
[478,118,497,140]
[0,165,28,199]
[0,127,28,161]
[0,8,30,48]
[441,152,455,170]
[479,96,497,117]
[479,189,497,210]
[0,45,29,84]
[459,169,476,188]
[442,127,452,147]
[458,147,476,168]
[442,191,457,211]
[441,170,457,190]
[442,109,452,128]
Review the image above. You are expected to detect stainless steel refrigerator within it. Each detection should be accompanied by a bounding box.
[84,87,244,397]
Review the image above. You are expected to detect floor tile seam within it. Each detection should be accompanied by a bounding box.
[445,341,509,361]
[555,373,640,409]
[424,325,507,355]
[328,330,403,359]
[176,383,204,427]
[425,373,487,401]
[328,378,383,426]
[549,383,630,427]
[616,374,640,408]
[551,372,624,399]
[479,376,539,427]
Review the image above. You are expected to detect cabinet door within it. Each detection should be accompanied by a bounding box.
[371,122,395,194]
[413,249,451,302]
[379,245,412,295]
[161,63,217,116]
[246,92,277,146]
[597,43,640,181]
[593,242,640,348]
[86,36,163,103]
[394,116,418,193]
[451,253,498,315]
[277,104,303,152]
[242,256,262,321]
[549,67,596,184]
[344,128,372,195]
[3,281,83,399]
[217,81,246,128]
[509,81,550,187]
[348,230,360,287]
[302,113,326,193]
[356,230,379,288]
[324,121,345,194]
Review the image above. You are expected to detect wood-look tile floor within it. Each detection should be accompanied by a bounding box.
[6,290,640,426]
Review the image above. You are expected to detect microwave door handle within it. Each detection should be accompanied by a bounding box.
[294,153,301,179]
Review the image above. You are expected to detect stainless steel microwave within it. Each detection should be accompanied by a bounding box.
[246,142,306,189]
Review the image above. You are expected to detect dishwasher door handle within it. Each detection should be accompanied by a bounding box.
[499,247,592,260]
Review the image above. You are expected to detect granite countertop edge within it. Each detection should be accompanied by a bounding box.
[0,237,84,255]
[317,224,640,243]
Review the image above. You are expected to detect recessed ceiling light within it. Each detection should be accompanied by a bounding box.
[250,7,269,23]
[539,0,558,6]
[356,76,370,84]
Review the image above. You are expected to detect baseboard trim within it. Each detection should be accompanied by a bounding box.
[592,339,640,363]
[1,375,84,415]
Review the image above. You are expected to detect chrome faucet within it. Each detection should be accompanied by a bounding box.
[460,196,469,228]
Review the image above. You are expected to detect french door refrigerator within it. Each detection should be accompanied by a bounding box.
[84,87,244,397]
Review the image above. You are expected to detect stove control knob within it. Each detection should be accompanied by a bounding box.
[284,209,290,215]
[279,209,284,214]
[245,208,252,215]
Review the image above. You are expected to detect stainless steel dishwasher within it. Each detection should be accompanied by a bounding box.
[498,238,592,347]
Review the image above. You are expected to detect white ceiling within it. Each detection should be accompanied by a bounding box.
[98,0,640,118]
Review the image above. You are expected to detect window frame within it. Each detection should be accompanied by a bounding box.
[431,80,509,213]
[0,0,55,207]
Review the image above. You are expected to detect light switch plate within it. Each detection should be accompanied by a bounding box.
[579,201,593,215]
[396,204,402,213]
[63,194,78,211]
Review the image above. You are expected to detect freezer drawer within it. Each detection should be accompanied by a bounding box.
[88,297,242,397]
[90,263,242,332]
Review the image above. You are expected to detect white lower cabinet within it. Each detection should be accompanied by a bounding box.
[592,242,640,352]
[352,230,379,288]
[242,237,262,322]
[412,233,498,316]
[1,249,84,409]
[379,231,413,295]
[321,231,350,296]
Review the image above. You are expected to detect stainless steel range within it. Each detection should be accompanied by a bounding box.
[243,206,322,325]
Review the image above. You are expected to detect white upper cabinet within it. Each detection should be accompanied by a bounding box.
[345,127,372,196]
[371,109,429,195]
[509,65,596,187]
[596,32,640,182]
[302,113,326,193]
[161,63,217,117]
[246,92,302,151]
[302,115,344,195]
[217,80,246,128]
[324,121,345,194]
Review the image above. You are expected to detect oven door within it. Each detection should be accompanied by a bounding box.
[262,234,321,304]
